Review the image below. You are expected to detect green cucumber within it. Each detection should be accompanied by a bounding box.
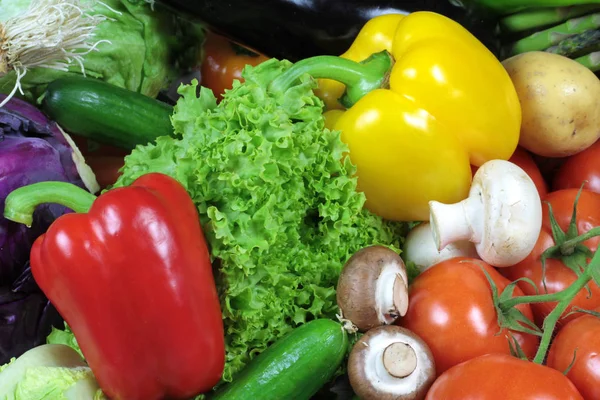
[212,319,348,400]
[41,76,174,150]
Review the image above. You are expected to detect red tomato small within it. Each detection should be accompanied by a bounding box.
[547,311,600,400]
[426,353,583,400]
[471,147,548,197]
[71,135,130,158]
[200,32,269,101]
[86,155,125,190]
[398,257,538,375]
[509,147,549,198]
[503,189,600,327]
[554,140,600,193]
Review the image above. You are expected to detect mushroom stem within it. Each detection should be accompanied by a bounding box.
[429,194,483,252]
[382,342,417,378]
[427,159,542,267]
[403,222,479,272]
[377,267,409,323]
[348,325,436,400]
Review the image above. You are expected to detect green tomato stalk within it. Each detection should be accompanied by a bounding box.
[489,190,600,364]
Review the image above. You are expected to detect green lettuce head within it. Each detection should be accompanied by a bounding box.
[0,344,107,400]
[0,0,204,102]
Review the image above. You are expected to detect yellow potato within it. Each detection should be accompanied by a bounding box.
[502,51,600,158]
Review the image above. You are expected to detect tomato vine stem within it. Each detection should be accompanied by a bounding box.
[559,226,600,254]
[498,248,600,364]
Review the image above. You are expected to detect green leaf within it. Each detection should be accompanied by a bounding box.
[46,324,82,358]
[504,307,543,337]
[563,349,578,376]
[479,266,541,337]
[113,59,410,384]
[507,333,529,360]
[547,202,567,244]
[565,306,600,319]
[591,263,600,289]
[561,252,588,277]
[0,0,206,101]
[499,278,539,304]
[479,265,503,335]
[565,187,585,239]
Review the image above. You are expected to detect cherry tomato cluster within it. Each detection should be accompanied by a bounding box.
[397,143,600,399]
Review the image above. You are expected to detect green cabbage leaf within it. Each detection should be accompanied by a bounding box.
[0,0,204,101]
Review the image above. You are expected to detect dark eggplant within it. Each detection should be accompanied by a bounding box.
[156,0,500,61]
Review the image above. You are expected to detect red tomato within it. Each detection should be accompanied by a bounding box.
[503,189,600,327]
[471,147,548,197]
[425,353,583,400]
[554,140,600,193]
[398,257,538,375]
[71,135,130,158]
[86,155,125,190]
[509,147,549,198]
[547,311,600,399]
[200,32,269,101]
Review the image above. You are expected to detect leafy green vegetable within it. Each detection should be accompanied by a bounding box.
[0,344,106,400]
[0,0,204,101]
[108,58,410,383]
[47,325,82,359]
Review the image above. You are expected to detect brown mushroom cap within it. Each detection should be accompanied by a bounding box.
[348,325,436,400]
[336,245,409,332]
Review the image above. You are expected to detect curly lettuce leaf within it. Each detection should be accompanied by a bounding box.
[110,59,410,383]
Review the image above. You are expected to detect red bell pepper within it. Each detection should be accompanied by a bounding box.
[4,173,225,400]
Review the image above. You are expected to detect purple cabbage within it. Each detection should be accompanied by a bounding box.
[0,94,98,364]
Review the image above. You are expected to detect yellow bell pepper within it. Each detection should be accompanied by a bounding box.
[270,11,521,222]
[315,13,405,111]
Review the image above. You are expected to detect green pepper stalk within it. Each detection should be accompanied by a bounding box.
[4,181,97,227]
[506,13,600,56]
[269,51,393,108]
[499,5,600,33]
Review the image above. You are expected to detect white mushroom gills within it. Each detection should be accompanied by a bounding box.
[429,159,543,267]
[364,330,433,395]
[376,261,409,323]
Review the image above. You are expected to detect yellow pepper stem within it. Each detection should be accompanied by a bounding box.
[269,51,393,107]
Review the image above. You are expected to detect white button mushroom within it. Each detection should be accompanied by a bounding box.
[403,222,478,273]
[348,325,436,400]
[336,246,409,332]
[428,159,542,267]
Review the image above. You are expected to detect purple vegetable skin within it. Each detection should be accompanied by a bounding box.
[0,94,98,363]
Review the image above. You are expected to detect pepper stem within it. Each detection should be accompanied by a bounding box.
[4,181,97,227]
[269,51,393,108]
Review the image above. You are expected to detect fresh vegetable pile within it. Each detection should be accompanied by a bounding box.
[3,1,600,399]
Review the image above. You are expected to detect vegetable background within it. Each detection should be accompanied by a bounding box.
[110,59,412,382]
[0,93,96,364]
[0,0,205,102]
